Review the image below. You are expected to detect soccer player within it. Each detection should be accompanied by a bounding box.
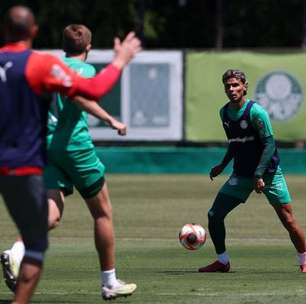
[1,23,136,300]
[0,5,140,304]
[198,69,306,273]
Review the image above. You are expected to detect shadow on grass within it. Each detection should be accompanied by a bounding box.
[159,270,198,275]
[0,298,95,304]
[30,301,134,304]
[160,270,237,275]
[31,301,90,304]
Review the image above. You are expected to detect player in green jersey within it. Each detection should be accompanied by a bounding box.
[198,69,306,273]
[1,24,136,300]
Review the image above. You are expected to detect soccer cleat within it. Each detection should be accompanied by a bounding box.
[102,280,137,300]
[0,251,17,292]
[198,260,230,273]
[300,264,306,273]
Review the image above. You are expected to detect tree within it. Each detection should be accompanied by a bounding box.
[1,0,306,49]
[215,0,224,49]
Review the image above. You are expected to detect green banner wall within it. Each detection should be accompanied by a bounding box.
[186,51,306,141]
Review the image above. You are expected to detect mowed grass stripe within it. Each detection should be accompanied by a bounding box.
[0,174,305,303]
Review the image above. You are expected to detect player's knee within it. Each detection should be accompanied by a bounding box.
[87,195,113,220]
[208,209,223,224]
[22,219,49,258]
[284,216,298,231]
[96,203,112,220]
[48,215,61,230]
[285,215,294,226]
[279,210,298,232]
[23,235,48,264]
[48,196,64,230]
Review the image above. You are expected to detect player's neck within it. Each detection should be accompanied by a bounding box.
[229,97,247,110]
[66,53,86,62]
[5,39,32,48]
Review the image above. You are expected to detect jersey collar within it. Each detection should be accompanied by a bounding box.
[0,42,29,52]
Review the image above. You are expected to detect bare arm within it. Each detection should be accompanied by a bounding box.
[112,32,142,70]
[72,32,141,100]
[30,32,141,100]
[73,96,127,136]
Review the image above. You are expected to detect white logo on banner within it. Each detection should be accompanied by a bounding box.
[254,71,303,121]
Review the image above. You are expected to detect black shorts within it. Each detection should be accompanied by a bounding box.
[0,175,48,258]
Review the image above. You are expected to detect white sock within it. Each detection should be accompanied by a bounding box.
[11,241,25,266]
[217,252,230,265]
[101,269,118,288]
[297,252,306,265]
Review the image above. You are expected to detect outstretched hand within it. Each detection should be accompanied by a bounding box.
[112,32,142,69]
[209,164,224,181]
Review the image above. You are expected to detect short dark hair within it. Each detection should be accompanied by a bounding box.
[222,69,247,84]
[62,24,92,55]
[4,6,36,42]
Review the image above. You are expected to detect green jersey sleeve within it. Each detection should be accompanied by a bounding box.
[219,107,224,120]
[251,103,277,177]
[250,103,274,138]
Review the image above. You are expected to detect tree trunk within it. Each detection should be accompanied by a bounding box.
[302,0,306,49]
[215,0,224,50]
[135,0,146,46]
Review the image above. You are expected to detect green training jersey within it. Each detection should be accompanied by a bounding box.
[47,57,96,151]
[219,99,273,139]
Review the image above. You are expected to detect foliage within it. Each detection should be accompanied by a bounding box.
[0,0,306,48]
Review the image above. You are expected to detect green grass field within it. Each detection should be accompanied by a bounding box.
[1,174,306,303]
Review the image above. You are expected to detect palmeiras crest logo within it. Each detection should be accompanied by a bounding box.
[254,71,303,121]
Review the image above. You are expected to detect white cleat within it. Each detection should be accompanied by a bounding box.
[0,250,19,293]
[102,280,137,300]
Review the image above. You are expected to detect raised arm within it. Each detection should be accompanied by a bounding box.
[26,32,141,101]
[72,32,141,99]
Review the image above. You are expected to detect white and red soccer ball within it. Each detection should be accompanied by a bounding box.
[179,223,207,250]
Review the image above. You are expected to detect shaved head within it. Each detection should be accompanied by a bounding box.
[4,5,37,42]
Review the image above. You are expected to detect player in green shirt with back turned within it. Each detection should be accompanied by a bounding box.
[198,69,306,273]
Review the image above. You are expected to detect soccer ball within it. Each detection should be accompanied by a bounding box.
[179,223,207,250]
